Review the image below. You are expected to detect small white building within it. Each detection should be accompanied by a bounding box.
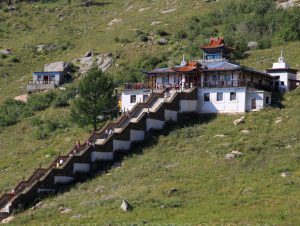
[266,51,299,92]
[121,88,151,112]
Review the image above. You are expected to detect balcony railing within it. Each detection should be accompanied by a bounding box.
[203,80,246,88]
[124,83,149,90]
[202,80,272,92]
[27,80,55,91]
[123,80,273,92]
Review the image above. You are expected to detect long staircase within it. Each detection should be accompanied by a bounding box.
[0,87,198,220]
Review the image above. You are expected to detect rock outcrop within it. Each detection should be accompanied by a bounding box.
[72,52,113,75]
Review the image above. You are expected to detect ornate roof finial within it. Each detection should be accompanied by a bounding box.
[278,50,285,63]
[180,54,187,66]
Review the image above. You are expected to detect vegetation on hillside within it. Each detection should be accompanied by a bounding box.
[71,69,117,130]
[5,88,300,225]
[1,0,300,224]
[183,0,300,58]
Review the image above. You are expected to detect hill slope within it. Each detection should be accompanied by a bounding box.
[5,89,300,225]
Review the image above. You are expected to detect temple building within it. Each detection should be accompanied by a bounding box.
[120,37,298,113]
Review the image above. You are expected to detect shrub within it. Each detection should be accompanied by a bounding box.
[139,34,148,42]
[31,117,67,140]
[27,93,54,111]
[10,57,20,63]
[175,30,187,40]
[157,29,169,36]
[114,37,131,44]
[0,99,25,127]
[52,92,69,108]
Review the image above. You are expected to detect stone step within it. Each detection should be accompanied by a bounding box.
[0,211,9,221]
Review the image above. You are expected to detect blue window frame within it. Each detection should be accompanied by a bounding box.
[162,77,169,84]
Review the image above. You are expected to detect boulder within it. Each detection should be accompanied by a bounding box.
[44,61,69,72]
[150,21,161,26]
[96,53,113,72]
[0,49,12,55]
[59,207,72,213]
[14,94,28,103]
[225,153,235,160]
[281,171,292,178]
[231,151,243,156]
[36,44,57,52]
[240,129,250,134]
[233,116,245,125]
[168,188,179,196]
[275,117,282,124]
[247,41,258,49]
[85,51,93,57]
[73,52,113,75]
[120,200,132,211]
[157,38,168,45]
[161,8,177,14]
[214,134,226,138]
[108,18,122,26]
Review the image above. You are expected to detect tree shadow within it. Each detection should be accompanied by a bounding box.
[116,114,217,160]
[271,92,285,109]
[23,114,217,211]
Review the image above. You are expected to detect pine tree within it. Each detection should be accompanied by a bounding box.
[71,69,117,130]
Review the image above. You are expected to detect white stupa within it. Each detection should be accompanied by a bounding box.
[272,50,290,69]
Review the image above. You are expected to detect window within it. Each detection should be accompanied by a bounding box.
[230,92,236,101]
[162,77,169,84]
[204,93,210,102]
[224,75,231,81]
[281,81,285,86]
[212,75,219,81]
[217,92,223,101]
[143,95,148,102]
[174,76,180,84]
[130,95,136,103]
[266,96,270,105]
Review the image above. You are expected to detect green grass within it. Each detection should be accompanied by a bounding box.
[1,0,300,224]
[3,89,300,225]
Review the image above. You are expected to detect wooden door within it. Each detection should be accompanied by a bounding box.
[251,99,256,109]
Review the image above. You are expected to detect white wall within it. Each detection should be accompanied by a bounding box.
[113,140,131,152]
[73,163,90,173]
[54,176,74,184]
[91,152,114,161]
[130,130,145,142]
[180,100,198,113]
[146,118,165,131]
[37,188,55,194]
[164,110,178,122]
[121,90,151,112]
[198,87,247,113]
[246,90,271,111]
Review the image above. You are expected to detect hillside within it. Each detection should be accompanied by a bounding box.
[0,0,214,195]
[5,88,300,225]
[1,0,300,224]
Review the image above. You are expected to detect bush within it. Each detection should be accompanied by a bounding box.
[31,117,67,140]
[27,93,54,111]
[52,92,69,108]
[114,37,131,44]
[10,57,20,63]
[139,34,148,42]
[183,0,300,58]
[157,29,169,36]
[0,99,25,127]
[175,30,187,40]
